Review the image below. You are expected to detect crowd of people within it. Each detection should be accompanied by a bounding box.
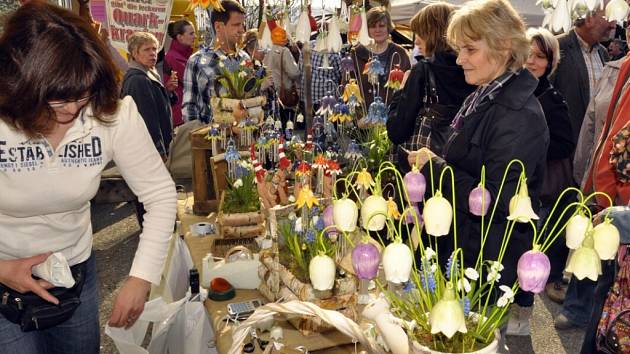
[0,0,628,353]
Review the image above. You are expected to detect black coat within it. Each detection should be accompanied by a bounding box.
[535,76,575,161]
[121,67,175,156]
[387,51,475,145]
[421,69,549,288]
[551,30,608,145]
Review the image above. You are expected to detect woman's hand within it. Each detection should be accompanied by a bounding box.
[166,71,178,92]
[0,253,58,304]
[108,276,151,329]
[408,147,436,171]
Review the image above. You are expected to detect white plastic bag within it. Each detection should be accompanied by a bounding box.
[105,296,216,354]
[32,252,75,288]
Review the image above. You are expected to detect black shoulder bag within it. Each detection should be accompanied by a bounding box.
[0,260,87,332]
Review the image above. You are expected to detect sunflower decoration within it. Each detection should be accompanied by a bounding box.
[295,185,319,209]
[384,64,405,90]
[190,0,224,11]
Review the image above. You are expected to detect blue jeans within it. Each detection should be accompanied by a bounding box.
[561,274,596,327]
[0,255,100,354]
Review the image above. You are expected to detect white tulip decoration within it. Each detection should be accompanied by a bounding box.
[309,254,336,291]
[551,0,572,33]
[565,235,602,281]
[296,10,311,44]
[327,15,343,52]
[314,32,327,52]
[260,22,273,50]
[382,241,413,283]
[565,212,592,249]
[429,283,467,338]
[585,0,602,11]
[361,195,388,231]
[357,9,373,46]
[592,218,620,260]
[606,0,630,22]
[507,180,539,223]
[423,190,453,237]
[333,197,358,232]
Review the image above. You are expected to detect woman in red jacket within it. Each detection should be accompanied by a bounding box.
[164,19,195,127]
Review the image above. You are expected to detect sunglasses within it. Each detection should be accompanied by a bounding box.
[48,95,92,108]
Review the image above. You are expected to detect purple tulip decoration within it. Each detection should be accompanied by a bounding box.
[404,170,426,203]
[404,205,422,225]
[323,205,337,236]
[340,55,355,74]
[468,184,492,216]
[517,248,551,294]
[352,242,381,280]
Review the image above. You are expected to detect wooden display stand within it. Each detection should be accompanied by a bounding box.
[191,125,218,215]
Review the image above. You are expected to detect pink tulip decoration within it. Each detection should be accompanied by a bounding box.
[404,170,426,203]
[468,184,492,216]
[352,241,381,304]
[517,246,551,294]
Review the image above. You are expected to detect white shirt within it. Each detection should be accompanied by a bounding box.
[0,97,176,284]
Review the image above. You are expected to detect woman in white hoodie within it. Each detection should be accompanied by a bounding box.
[0,3,176,352]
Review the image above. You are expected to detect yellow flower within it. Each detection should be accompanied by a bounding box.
[342,79,363,103]
[295,185,319,209]
[387,197,400,219]
[355,168,374,191]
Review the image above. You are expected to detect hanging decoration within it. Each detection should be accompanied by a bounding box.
[363,57,385,86]
[384,64,405,90]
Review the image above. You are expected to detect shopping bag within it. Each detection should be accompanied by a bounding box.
[105,296,217,354]
[162,234,194,303]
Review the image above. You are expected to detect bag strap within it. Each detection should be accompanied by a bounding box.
[422,59,438,106]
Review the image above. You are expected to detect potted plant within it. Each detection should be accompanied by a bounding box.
[210,55,267,125]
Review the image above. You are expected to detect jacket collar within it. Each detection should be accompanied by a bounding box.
[485,69,538,111]
[128,60,164,87]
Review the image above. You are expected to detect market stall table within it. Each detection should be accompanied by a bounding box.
[177,194,361,353]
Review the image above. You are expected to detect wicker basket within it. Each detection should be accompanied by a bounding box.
[257,202,358,335]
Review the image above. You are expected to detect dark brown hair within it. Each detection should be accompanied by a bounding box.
[366,7,395,33]
[410,2,456,57]
[211,0,246,29]
[0,2,119,137]
[168,19,194,40]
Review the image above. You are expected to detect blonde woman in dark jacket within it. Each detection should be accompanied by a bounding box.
[408,0,549,340]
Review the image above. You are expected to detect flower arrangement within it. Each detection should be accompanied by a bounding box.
[277,204,337,285]
[215,55,265,99]
[221,160,261,214]
[326,158,620,353]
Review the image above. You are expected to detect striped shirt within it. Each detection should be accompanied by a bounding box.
[576,32,604,99]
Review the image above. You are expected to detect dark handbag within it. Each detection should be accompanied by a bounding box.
[540,157,575,203]
[398,60,444,173]
[279,49,299,108]
[0,259,87,332]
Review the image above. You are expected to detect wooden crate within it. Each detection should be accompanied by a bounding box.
[191,125,250,215]
[191,125,218,215]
